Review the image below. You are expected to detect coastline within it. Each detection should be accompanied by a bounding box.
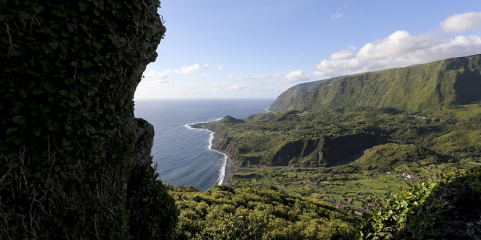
[221,154,235,186]
[187,120,235,187]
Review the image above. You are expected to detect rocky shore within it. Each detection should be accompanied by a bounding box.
[220,153,235,186]
[189,121,235,186]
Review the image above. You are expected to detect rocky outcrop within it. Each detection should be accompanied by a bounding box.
[128,118,177,240]
[131,118,156,167]
[270,54,481,112]
[271,139,321,166]
[320,133,386,166]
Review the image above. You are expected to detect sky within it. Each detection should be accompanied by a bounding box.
[134,0,481,99]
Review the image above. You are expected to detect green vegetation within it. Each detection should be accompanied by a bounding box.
[230,167,410,210]
[200,104,481,238]
[167,184,360,239]
[3,0,481,238]
[205,105,481,169]
[362,168,481,239]
[270,54,481,112]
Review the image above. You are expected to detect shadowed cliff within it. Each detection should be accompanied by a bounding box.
[0,1,176,239]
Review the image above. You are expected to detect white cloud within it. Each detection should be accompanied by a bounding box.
[313,25,481,78]
[227,85,245,91]
[142,70,169,84]
[331,12,344,20]
[357,30,444,60]
[277,70,310,84]
[314,58,366,77]
[440,12,481,33]
[151,79,169,84]
[330,49,355,60]
[228,74,269,81]
[173,63,209,74]
[298,53,306,57]
[218,65,224,70]
[210,83,249,91]
[143,70,168,79]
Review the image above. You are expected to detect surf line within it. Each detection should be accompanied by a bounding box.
[186,118,227,186]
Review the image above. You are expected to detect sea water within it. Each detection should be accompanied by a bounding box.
[134,99,274,191]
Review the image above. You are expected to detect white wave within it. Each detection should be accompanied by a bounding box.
[185,117,228,186]
[205,128,228,185]
[216,153,228,186]
[184,118,223,129]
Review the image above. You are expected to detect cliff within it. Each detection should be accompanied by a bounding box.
[203,105,481,169]
[203,110,391,168]
[270,54,481,112]
[0,1,176,239]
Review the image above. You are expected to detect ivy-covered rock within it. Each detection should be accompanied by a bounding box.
[0,0,176,239]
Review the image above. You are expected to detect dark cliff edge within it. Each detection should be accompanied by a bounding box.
[1,1,176,239]
[270,54,481,112]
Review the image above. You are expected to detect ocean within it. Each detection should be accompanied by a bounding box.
[134,98,274,191]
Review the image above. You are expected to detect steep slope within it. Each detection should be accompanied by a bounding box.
[270,54,481,112]
[268,78,337,111]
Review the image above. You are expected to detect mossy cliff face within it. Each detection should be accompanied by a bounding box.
[0,1,175,239]
[270,54,481,112]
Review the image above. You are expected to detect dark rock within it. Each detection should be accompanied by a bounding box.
[131,118,155,167]
[440,188,481,240]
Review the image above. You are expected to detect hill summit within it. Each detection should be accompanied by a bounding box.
[270,54,481,112]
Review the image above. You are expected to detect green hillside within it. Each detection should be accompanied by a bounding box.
[192,54,481,239]
[202,106,481,169]
[270,54,481,112]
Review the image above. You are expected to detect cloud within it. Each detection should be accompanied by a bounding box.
[218,65,223,70]
[228,74,269,81]
[210,83,249,91]
[173,63,209,74]
[313,26,481,78]
[143,70,168,78]
[331,12,345,20]
[277,70,310,84]
[143,70,169,83]
[314,58,366,77]
[151,79,169,84]
[330,49,355,60]
[357,30,444,60]
[440,12,481,33]
[298,53,306,57]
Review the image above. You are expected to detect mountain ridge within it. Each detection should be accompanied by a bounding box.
[270,54,481,112]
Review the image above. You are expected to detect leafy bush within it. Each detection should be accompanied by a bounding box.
[168,185,361,239]
[362,168,481,239]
